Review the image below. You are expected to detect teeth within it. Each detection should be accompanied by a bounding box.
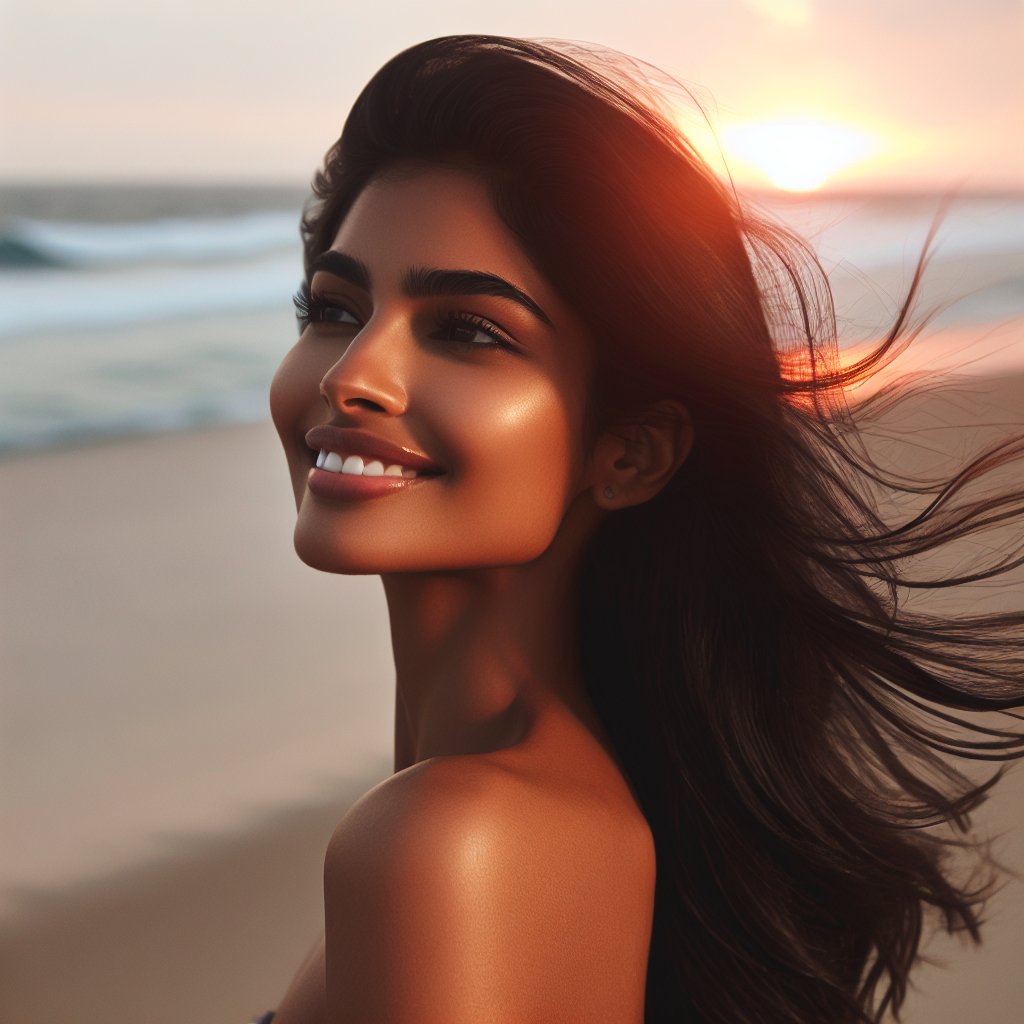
[317,450,420,479]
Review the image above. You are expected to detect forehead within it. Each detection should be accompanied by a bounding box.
[329,166,560,315]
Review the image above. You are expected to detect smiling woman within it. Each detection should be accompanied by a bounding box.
[273,168,598,576]
[263,34,1024,1024]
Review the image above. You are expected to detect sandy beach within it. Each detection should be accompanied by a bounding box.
[2,360,1023,1022]
[1,420,395,1021]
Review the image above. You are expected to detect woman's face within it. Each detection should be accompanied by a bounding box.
[270,165,598,574]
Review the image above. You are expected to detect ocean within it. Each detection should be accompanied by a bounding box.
[2,183,1022,456]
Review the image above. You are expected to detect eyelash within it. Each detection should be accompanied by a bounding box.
[292,283,515,351]
[292,284,358,330]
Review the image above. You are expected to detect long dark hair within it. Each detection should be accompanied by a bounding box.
[300,35,1024,1023]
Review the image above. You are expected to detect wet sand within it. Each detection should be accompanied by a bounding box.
[1,359,1022,1021]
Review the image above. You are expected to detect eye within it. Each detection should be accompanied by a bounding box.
[430,312,515,351]
[292,284,362,332]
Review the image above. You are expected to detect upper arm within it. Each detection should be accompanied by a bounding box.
[322,761,648,1023]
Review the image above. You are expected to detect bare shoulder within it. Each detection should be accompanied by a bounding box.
[323,755,654,1023]
[325,755,520,867]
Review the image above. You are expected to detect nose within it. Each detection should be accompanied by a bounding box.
[319,318,409,416]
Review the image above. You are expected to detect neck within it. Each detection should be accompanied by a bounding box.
[382,542,597,773]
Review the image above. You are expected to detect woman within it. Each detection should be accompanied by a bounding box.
[266,35,1024,1023]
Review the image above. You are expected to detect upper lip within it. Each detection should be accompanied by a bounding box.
[305,426,445,474]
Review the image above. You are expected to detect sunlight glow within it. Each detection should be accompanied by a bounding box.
[722,119,877,191]
[742,0,813,29]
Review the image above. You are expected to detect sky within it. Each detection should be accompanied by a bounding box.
[2,0,1022,191]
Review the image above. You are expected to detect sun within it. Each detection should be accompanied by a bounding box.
[722,119,877,192]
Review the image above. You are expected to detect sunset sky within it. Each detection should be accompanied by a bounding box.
[2,0,1021,191]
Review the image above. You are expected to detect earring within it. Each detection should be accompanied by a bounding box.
[603,486,615,499]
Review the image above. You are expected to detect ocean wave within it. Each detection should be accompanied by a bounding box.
[0,210,299,269]
[0,250,302,338]
[767,197,1024,269]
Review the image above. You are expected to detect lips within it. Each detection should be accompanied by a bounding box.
[304,426,444,476]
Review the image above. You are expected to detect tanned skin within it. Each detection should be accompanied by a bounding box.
[269,167,692,1023]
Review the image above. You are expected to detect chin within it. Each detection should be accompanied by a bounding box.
[292,520,561,576]
[293,525,384,576]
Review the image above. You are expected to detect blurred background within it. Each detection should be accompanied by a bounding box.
[1,1,1022,1021]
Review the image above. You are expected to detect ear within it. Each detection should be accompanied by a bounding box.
[589,400,693,510]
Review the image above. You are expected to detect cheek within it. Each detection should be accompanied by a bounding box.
[269,342,305,439]
[270,342,319,497]
[442,374,582,555]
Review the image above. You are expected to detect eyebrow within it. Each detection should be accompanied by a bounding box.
[308,251,372,292]
[308,250,554,328]
[403,267,554,328]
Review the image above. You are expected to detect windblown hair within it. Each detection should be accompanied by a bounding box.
[301,35,1024,1023]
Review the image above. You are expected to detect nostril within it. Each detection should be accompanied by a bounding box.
[344,397,389,413]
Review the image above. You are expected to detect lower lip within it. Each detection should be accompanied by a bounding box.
[306,467,439,502]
